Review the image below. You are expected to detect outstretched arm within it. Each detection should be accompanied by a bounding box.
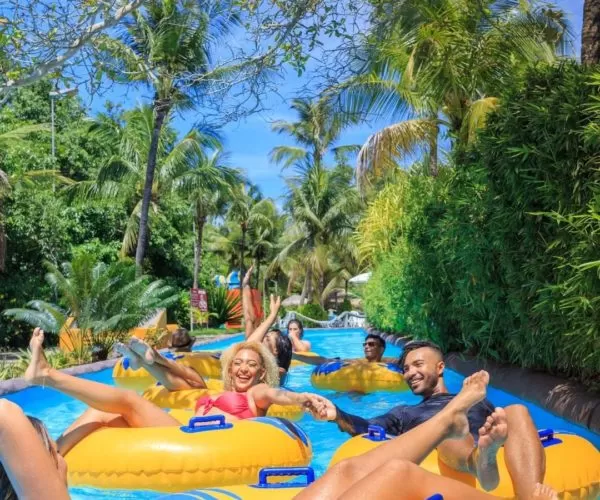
[0,400,70,500]
[242,265,257,339]
[291,353,331,366]
[251,385,322,411]
[310,395,405,437]
[247,295,281,343]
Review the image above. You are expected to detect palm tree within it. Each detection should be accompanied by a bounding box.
[246,199,282,292]
[270,97,360,171]
[274,162,361,304]
[329,0,571,186]
[4,253,177,360]
[103,0,239,271]
[172,148,242,288]
[227,184,273,287]
[0,124,71,272]
[76,106,217,258]
[582,0,600,64]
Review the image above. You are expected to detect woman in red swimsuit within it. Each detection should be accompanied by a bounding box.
[23,328,322,456]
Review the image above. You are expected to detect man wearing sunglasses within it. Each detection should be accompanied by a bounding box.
[292,333,392,365]
[310,340,545,499]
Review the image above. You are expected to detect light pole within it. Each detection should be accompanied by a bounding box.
[49,87,77,191]
[49,88,78,156]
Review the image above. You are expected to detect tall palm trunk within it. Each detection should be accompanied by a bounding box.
[0,199,5,273]
[255,258,261,292]
[300,266,313,304]
[193,213,207,289]
[582,0,600,65]
[239,222,247,290]
[429,117,439,177]
[135,99,170,273]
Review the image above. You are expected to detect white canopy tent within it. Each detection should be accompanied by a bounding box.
[349,272,372,284]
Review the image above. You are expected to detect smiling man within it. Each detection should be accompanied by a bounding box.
[312,340,546,499]
[291,333,391,365]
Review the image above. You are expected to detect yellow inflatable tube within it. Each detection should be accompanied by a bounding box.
[311,360,408,393]
[143,381,305,421]
[113,351,223,390]
[65,415,312,492]
[330,426,600,499]
[158,467,315,499]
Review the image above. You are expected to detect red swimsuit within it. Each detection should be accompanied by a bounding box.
[195,392,256,419]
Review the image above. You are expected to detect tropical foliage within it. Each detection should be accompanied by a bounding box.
[4,253,178,359]
[363,63,600,387]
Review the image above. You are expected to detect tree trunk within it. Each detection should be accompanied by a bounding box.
[305,266,313,304]
[0,198,5,273]
[255,259,261,292]
[239,224,246,291]
[582,0,600,65]
[429,118,439,177]
[193,213,207,289]
[135,99,170,274]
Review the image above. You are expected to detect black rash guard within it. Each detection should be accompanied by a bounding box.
[333,394,495,441]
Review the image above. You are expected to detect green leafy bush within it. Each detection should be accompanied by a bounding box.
[207,288,242,327]
[363,62,600,387]
[297,303,328,321]
[3,253,178,360]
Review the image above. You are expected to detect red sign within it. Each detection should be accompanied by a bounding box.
[190,288,208,312]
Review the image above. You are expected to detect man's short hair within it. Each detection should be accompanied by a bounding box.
[365,333,386,350]
[399,340,444,370]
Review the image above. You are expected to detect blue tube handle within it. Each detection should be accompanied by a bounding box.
[367,425,387,441]
[538,428,554,440]
[258,467,315,486]
[122,357,130,370]
[426,495,444,500]
[189,415,227,428]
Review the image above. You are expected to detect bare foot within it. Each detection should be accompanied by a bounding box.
[531,483,558,500]
[441,371,489,439]
[24,328,51,385]
[114,342,141,370]
[128,337,156,365]
[475,407,508,491]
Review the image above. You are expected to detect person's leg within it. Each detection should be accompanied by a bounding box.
[121,340,207,390]
[56,407,129,455]
[0,400,70,500]
[502,404,545,499]
[296,371,491,500]
[315,461,558,500]
[435,407,508,492]
[337,459,496,500]
[25,329,179,451]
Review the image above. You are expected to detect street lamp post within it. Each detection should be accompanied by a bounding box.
[49,87,78,191]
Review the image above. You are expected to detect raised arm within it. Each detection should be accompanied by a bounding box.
[291,352,331,366]
[242,265,256,339]
[0,400,69,500]
[247,295,281,343]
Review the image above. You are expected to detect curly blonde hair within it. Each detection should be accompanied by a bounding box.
[220,341,280,390]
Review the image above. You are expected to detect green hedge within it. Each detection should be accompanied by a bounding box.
[364,62,600,387]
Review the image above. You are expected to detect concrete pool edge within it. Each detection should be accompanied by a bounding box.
[369,328,600,434]
[0,334,236,396]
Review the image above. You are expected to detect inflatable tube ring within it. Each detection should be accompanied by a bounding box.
[180,415,233,433]
[157,467,316,499]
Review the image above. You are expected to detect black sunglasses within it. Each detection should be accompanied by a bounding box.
[363,341,380,347]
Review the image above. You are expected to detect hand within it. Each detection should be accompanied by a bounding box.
[302,394,337,421]
[269,295,281,316]
[242,265,254,287]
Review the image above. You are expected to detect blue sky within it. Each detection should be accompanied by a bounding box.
[84,0,584,205]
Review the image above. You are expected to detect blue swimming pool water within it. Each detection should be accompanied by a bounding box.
[3,328,600,499]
